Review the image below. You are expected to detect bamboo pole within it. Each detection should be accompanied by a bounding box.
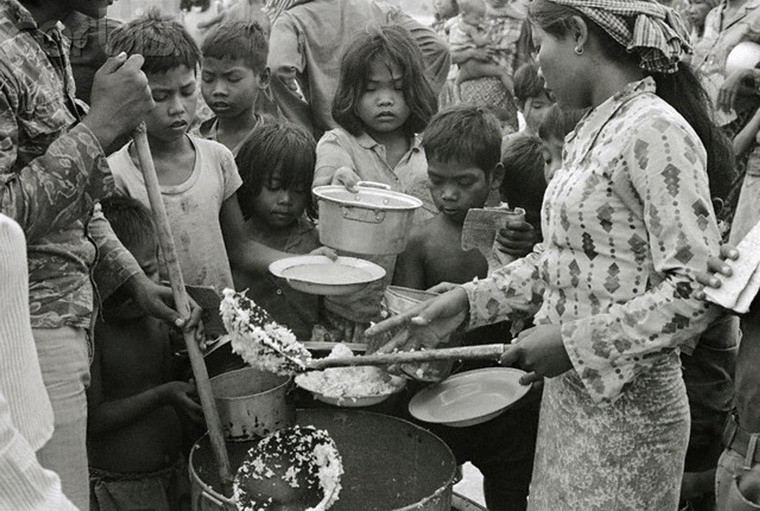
[132,125,232,485]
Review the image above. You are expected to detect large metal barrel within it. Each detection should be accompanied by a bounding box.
[190,409,460,510]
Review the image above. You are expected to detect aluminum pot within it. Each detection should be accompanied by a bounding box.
[209,367,295,441]
[313,181,422,255]
[189,409,459,510]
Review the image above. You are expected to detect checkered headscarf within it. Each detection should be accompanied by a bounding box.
[549,0,692,73]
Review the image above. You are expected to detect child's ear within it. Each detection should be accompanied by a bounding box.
[258,68,271,90]
[490,162,505,191]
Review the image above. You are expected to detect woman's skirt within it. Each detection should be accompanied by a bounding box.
[528,351,690,511]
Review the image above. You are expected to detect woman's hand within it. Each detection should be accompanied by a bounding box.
[427,282,460,294]
[495,220,536,258]
[500,324,572,385]
[331,166,362,192]
[694,244,739,299]
[366,287,469,351]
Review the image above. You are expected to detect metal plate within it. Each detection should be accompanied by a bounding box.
[269,255,386,295]
[409,368,531,428]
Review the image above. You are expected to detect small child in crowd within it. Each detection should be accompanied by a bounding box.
[431,0,460,108]
[88,197,201,511]
[498,132,546,249]
[393,105,540,511]
[197,20,275,155]
[512,62,554,135]
[235,121,321,341]
[448,0,514,93]
[313,25,438,343]
[537,104,587,182]
[108,11,323,295]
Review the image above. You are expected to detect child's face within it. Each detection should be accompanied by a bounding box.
[522,93,553,134]
[145,65,198,143]
[104,237,160,320]
[541,136,563,183]
[201,57,267,120]
[461,6,486,26]
[688,0,713,29]
[250,170,308,230]
[356,60,410,137]
[433,0,457,19]
[427,157,499,225]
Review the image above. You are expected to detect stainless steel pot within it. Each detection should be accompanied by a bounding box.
[313,181,422,255]
[189,409,460,510]
[209,367,295,441]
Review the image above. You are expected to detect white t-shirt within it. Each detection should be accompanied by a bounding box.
[109,135,242,293]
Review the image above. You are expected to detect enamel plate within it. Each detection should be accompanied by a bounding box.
[269,255,386,296]
[408,367,532,427]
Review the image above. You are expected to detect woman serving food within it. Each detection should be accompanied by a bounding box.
[367,0,732,508]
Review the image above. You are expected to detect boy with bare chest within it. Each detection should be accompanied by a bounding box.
[87,197,202,511]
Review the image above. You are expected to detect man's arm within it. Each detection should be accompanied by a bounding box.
[390,9,451,96]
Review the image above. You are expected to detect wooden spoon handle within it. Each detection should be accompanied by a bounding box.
[133,125,232,485]
[307,343,507,370]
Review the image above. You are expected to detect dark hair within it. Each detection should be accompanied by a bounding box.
[513,62,548,107]
[99,196,156,249]
[332,25,438,136]
[423,105,502,175]
[201,21,268,74]
[529,0,735,200]
[108,9,201,75]
[537,104,586,142]
[180,0,211,11]
[236,121,318,221]
[500,133,546,222]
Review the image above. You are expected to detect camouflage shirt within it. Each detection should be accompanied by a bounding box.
[0,0,141,329]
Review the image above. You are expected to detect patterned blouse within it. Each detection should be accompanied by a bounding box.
[463,78,720,404]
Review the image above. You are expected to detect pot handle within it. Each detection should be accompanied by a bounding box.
[342,206,386,224]
[356,180,392,191]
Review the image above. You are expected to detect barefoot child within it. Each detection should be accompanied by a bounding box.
[313,25,438,343]
[392,106,540,511]
[88,197,202,511]
[449,0,515,94]
[107,12,327,295]
[198,20,275,155]
[235,121,321,341]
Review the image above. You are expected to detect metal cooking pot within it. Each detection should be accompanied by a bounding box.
[313,181,422,255]
[189,409,459,510]
[209,367,295,441]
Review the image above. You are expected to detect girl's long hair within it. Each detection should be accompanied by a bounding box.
[530,0,735,201]
[332,25,438,136]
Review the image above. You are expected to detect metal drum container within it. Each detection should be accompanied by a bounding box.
[313,182,422,255]
[190,409,459,510]
[209,367,295,441]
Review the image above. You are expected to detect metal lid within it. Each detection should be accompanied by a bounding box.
[313,181,423,211]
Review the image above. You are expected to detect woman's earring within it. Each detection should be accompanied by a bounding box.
[574,46,584,55]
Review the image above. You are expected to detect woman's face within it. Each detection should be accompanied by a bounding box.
[533,26,588,109]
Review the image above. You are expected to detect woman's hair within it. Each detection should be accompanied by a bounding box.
[529,0,735,201]
[332,25,438,136]
[235,121,318,221]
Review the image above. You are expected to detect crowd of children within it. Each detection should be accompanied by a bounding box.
[4,0,760,509]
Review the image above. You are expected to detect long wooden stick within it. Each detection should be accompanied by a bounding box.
[133,125,232,485]
[306,343,507,371]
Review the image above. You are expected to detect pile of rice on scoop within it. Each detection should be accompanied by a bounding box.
[295,344,405,402]
[234,425,344,511]
[221,289,312,375]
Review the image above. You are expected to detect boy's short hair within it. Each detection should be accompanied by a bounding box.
[538,104,587,143]
[500,133,546,216]
[513,63,546,107]
[201,21,268,75]
[236,121,318,220]
[422,105,502,174]
[99,196,156,250]
[108,9,201,75]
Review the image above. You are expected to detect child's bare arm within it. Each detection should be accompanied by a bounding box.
[733,106,760,157]
[465,25,490,47]
[392,230,427,290]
